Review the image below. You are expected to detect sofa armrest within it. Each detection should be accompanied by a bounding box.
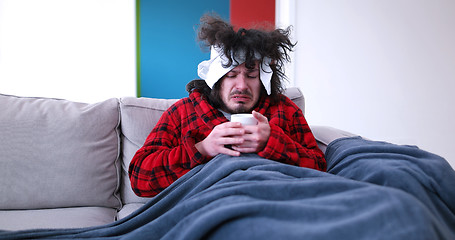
[310,125,359,153]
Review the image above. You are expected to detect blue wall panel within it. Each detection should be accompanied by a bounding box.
[139,0,229,99]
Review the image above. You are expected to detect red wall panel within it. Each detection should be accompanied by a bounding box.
[230,0,275,29]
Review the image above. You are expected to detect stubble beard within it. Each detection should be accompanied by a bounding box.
[226,104,251,114]
[222,90,254,114]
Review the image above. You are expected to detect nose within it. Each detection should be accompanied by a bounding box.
[234,75,248,90]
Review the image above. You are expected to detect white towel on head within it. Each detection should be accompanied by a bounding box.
[197,46,273,95]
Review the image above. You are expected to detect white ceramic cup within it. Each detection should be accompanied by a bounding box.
[230,113,258,126]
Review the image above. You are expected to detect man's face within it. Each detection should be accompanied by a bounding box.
[218,62,262,114]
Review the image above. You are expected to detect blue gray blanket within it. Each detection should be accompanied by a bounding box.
[1,137,454,239]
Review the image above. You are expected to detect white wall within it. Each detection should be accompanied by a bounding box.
[0,0,136,103]
[279,0,455,168]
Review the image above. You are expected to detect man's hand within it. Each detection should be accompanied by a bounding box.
[231,111,270,153]
[195,111,271,157]
[195,122,245,157]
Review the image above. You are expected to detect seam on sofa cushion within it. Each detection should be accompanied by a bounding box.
[113,99,124,211]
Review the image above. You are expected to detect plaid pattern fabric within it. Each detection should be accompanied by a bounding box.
[129,89,326,197]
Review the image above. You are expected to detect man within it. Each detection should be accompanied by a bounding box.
[129,14,326,198]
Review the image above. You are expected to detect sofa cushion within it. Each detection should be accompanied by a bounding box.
[0,93,122,210]
[0,207,116,231]
[119,97,178,205]
[117,203,145,220]
[310,126,360,153]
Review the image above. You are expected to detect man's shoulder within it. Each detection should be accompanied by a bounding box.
[273,94,301,110]
[167,97,192,112]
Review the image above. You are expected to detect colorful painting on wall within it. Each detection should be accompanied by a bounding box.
[137,0,275,99]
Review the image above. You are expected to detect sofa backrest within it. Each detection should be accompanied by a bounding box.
[0,94,122,210]
[119,97,179,204]
[119,87,305,205]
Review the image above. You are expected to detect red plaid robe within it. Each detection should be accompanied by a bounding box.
[129,89,326,197]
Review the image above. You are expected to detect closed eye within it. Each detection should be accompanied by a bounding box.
[225,74,237,78]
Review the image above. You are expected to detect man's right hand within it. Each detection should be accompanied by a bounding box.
[195,122,245,157]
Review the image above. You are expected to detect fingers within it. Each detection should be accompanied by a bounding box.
[232,144,257,153]
[195,122,246,157]
[252,110,268,124]
[217,136,244,146]
[211,135,245,156]
[214,122,244,136]
[197,119,270,157]
[219,127,245,137]
[220,121,244,129]
[218,146,242,157]
[234,113,271,153]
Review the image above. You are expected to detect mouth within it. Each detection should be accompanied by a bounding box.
[230,94,251,103]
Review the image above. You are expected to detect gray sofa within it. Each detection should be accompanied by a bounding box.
[0,88,356,231]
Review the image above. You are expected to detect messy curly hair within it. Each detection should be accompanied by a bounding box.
[193,13,296,104]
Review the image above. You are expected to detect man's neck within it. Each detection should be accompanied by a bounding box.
[218,109,232,121]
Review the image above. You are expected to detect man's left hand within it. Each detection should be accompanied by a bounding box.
[231,110,271,153]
